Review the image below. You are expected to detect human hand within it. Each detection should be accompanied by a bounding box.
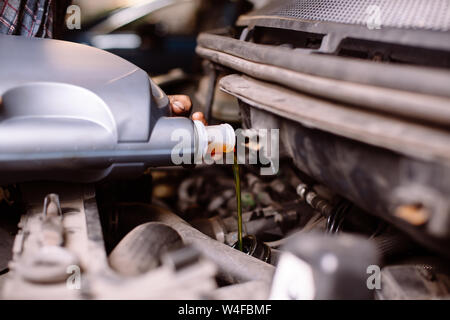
[168,95,207,125]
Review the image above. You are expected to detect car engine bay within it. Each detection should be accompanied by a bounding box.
[0,0,449,301]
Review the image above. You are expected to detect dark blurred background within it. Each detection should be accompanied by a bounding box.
[64,0,266,75]
[62,0,268,120]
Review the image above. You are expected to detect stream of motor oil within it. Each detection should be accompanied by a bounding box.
[232,151,243,251]
[211,144,243,251]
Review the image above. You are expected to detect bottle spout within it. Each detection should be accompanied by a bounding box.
[194,121,236,162]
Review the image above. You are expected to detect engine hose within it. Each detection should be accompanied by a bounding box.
[115,203,276,284]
